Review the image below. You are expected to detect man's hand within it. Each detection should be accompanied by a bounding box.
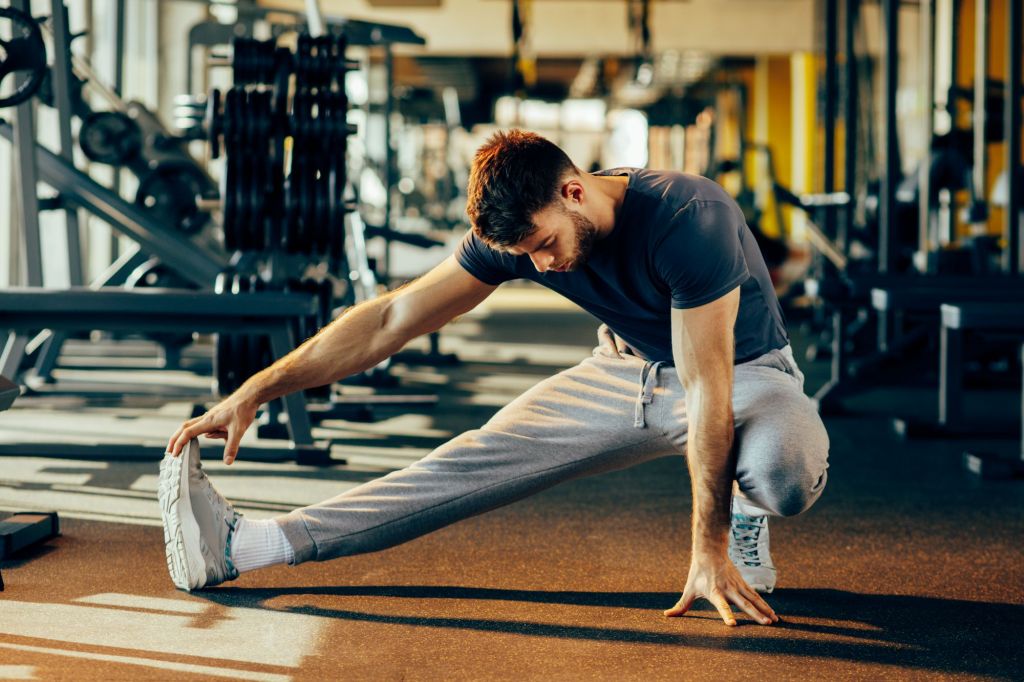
[664,550,779,626]
[166,393,259,464]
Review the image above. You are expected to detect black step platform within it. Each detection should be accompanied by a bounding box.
[0,511,61,591]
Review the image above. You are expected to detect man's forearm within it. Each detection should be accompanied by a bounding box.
[237,294,406,407]
[684,384,736,554]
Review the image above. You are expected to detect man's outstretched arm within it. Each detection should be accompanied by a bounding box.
[167,256,498,462]
[662,286,779,627]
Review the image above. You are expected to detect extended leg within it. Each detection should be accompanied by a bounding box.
[277,352,678,564]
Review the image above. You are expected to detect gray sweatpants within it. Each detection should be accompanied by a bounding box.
[278,326,830,564]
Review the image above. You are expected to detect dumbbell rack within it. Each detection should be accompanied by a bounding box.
[207,34,439,431]
[208,35,356,399]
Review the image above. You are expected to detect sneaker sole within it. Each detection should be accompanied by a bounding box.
[158,442,207,591]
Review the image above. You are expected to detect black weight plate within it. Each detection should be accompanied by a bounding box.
[327,156,342,267]
[236,146,252,250]
[316,93,330,256]
[134,162,210,235]
[0,7,46,109]
[283,172,296,253]
[222,152,238,251]
[206,88,222,159]
[215,333,236,396]
[79,111,143,165]
[252,90,272,252]
[318,278,334,330]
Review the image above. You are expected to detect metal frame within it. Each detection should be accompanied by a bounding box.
[1004,0,1022,275]
[49,0,84,287]
[3,0,45,380]
[972,0,989,228]
[879,0,899,275]
[822,0,839,244]
[918,0,935,263]
[0,121,227,285]
[938,303,1024,438]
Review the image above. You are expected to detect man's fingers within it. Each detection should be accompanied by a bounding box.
[728,590,772,625]
[166,424,190,455]
[740,584,779,623]
[171,425,200,457]
[167,415,207,455]
[202,430,229,440]
[663,591,695,618]
[709,592,736,627]
[223,427,242,465]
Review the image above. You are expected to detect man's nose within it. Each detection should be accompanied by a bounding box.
[530,252,554,272]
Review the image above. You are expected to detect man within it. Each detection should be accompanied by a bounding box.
[163,129,829,627]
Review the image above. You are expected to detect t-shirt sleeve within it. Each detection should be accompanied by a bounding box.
[455,229,518,286]
[653,200,750,309]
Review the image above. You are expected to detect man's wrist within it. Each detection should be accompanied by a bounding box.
[692,521,730,556]
[692,537,728,556]
[236,374,269,408]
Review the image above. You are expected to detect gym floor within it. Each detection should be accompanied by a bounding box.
[1,286,1022,681]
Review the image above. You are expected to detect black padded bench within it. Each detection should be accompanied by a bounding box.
[939,302,1024,435]
[0,287,330,464]
[942,303,1024,478]
[868,282,1024,423]
[810,274,1024,411]
[869,285,1024,440]
[870,281,1024,352]
[870,283,1024,314]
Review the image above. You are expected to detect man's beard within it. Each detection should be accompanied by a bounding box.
[563,209,599,271]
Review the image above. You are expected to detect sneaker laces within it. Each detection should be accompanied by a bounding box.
[730,513,767,567]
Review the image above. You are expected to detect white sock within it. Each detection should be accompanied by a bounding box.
[230,518,295,573]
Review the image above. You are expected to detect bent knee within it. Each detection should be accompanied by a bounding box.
[739,442,830,517]
[766,467,828,516]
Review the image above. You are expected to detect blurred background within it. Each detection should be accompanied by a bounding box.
[0,1,1022,678]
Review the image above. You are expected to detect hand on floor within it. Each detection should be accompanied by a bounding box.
[664,550,779,626]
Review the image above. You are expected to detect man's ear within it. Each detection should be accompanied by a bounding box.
[562,178,584,204]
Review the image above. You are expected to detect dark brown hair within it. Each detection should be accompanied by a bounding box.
[466,129,577,247]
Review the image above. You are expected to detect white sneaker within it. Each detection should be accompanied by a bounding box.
[729,498,777,593]
[158,439,241,591]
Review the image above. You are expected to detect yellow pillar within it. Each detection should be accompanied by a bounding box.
[754,55,793,239]
[790,52,818,244]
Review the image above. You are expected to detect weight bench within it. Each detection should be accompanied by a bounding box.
[870,281,1024,352]
[941,303,1024,479]
[870,284,1024,440]
[810,274,1020,413]
[0,287,331,465]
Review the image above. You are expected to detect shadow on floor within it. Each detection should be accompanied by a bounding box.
[199,585,1023,677]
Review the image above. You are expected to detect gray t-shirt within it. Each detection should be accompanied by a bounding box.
[456,168,789,364]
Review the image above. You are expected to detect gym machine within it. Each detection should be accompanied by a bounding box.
[0,1,435,462]
[1,0,227,382]
[800,0,1024,474]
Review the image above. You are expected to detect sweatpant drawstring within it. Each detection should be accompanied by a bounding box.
[633,360,665,428]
